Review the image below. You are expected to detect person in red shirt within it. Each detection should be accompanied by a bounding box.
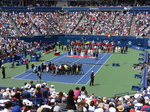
[51,64,55,74]
[78,47,82,56]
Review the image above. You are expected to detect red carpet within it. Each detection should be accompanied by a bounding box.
[67,55,96,58]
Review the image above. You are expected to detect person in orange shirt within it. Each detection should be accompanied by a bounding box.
[77,47,82,56]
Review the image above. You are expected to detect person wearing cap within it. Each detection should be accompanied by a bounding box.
[40,98,52,110]
[50,85,56,95]
[116,105,124,112]
[25,61,29,72]
[94,103,104,112]
[0,92,10,107]
[90,71,95,86]
[23,100,34,112]
[1,65,5,79]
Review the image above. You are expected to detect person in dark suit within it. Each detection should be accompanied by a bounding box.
[38,65,41,72]
[90,71,95,86]
[2,65,5,79]
[31,62,35,72]
[26,61,29,72]
[41,62,44,72]
[0,58,2,68]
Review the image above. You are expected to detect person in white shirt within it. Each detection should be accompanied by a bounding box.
[49,85,56,95]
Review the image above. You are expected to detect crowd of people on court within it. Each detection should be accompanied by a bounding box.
[66,40,128,57]
[1,80,150,112]
[0,11,149,38]
[31,61,83,76]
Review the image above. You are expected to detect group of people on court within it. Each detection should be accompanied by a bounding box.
[66,40,128,57]
[31,62,83,76]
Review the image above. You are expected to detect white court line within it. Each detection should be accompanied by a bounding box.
[75,54,112,84]
[51,54,67,62]
[73,58,82,63]
[12,52,67,79]
[20,73,33,79]
[85,54,112,85]
[21,78,84,85]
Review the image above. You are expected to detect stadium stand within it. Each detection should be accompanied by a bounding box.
[0,1,149,111]
[0,9,149,37]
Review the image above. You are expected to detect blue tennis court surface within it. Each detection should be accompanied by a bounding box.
[12,52,112,85]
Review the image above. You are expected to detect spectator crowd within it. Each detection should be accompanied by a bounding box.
[0,11,149,38]
[1,81,150,112]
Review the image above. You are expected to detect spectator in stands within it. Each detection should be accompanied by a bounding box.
[140,97,150,111]
[88,100,96,112]
[49,85,56,96]
[21,86,31,99]
[2,101,13,112]
[94,103,104,112]
[41,83,48,98]
[66,89,76,110]
[39,98,52,110]
[33,84,43,105]
[107,102,116,112]
[134,98,144,111]
[29,80,35,89]
[22,99,34,112]
[80,86,88,99]
[55,91,65,103]
[0,92,10,107]
[116,105,124,112]
[57,96,67,109]
[74,87,80,101]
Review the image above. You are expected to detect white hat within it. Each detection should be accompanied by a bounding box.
[36,84,41,88]
[118,97,123,101]
[51,99,56,103]
[51,92,56,97]
[91,71,94,72]
[53,106,61,112]
[30,88,35,92]
[109,102,116,106]
[2,92,8,98]
[124,95,130,100]
[24,83,30,89]
[26,101,33,107]
[42,83,47,86]
[22,99,29,105]
[51,85,55,88]
[6,88,10,91]
[12,87,16,90]
[77,98,81,103]
[11,92,15,97]
[109,107,116,112]
[133,100,138,104]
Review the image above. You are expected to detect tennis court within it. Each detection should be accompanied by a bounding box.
[12,52,112,85]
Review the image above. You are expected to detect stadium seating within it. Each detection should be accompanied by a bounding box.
[0,11,149,37]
